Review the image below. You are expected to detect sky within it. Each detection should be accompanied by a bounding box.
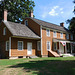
[33,0,75,28]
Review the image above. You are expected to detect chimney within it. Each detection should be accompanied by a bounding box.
[29,10,33,18]
[4,9,7,22]
[60,22,64,27]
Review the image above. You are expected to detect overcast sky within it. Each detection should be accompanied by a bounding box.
[33,0,75,28]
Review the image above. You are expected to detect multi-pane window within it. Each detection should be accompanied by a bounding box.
[47,41,50,51]
[71,34,73,40]
[46,29,50,37]
[18,41,23,50]
[60,33,63,38]
[37,41,41,50]
[3,27,6,35]
[53,31,57,37]
[54,42,57,50]
[66,34,69,39]
[25,20,28,26]
[6,41,9,51]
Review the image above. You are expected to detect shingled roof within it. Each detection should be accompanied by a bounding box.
[3,21,40,39]
[30,18,70,33]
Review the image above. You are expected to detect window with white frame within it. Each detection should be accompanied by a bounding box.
[3,27,6,35]
[46,29,50,37]
[54,42,57,50]
[66,34,69,39]
[53,31,57,37]
[6,41,9,51]
[60,33,63,38]
[71,34,73,40]
[47,41,50,51]
[37,41,41,50]
[18,41,23,50]
[25,20,28,26]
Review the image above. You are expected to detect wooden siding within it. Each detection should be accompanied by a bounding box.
[0,22,12,58]
[11,37,38,57]
[22,18,40,36]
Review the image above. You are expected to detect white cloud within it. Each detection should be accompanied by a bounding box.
[60,8,63,10]
[49,9,58,16]
[49,6,64,16]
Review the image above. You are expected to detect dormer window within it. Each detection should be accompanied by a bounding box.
[25,20,28,26]
[3,27,6,35]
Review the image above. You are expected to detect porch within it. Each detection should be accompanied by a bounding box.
[53,39,75,55]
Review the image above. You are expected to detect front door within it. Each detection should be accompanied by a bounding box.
[27,42,32,55]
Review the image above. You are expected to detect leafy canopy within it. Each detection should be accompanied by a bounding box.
[68,0,75,34]
[0,0,35,23]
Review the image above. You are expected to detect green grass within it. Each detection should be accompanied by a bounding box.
[0,57,75,75]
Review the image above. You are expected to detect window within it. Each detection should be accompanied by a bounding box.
[54,42,57,50]
[37,41,41,50]
[25,20,28,26]
[46,29,50,37]
[3,27,6,35]
[18,41,23,50]
[66,34,69,39]
[6,41,9,51]
[53,31,57,37]
[71,34,73,40]
[60,33,63,38]
[47,41,50,51]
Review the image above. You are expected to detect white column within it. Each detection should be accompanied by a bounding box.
[9,37,11,57]
[59,42,60,54]
[71,43,72,53]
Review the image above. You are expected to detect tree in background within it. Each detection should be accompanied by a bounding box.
[67,0,75,34]
[0,0,35,23]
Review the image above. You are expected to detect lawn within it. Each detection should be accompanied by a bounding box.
[0,57,75,75]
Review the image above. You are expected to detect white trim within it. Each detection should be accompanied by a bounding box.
[3,27,6,35]
[47,41,51,51]
[6,41,9,51]
[40,26,42,55]
[18,41,23,50]
[66,34,69,40]
[53,31,57,38]
[27,42,32,55]
[37,41,41,51]
[9,37,11,57]
[25,20,28,26]
[71,34,73,40]
[60,33,63,38]
[46,29,50,37]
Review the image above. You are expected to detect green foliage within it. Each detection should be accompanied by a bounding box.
[0,0,35,23]
[68,0,75,33]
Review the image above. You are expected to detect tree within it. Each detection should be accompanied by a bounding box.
[68,0,75,34]
[0,0,35,23]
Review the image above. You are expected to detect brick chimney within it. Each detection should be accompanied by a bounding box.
[29,10,33,18]
[4,9,7,22]
[60,22,64,27]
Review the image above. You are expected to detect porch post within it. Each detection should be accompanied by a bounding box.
[65,44,67,53]
[71,43,72,53]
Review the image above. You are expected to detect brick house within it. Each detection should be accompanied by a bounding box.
[0,10,75,59]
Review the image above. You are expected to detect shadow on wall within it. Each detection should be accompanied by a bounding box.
[9,59,75,75]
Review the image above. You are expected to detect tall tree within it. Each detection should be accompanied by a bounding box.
[0,0,35,23]
[68,0,75,34]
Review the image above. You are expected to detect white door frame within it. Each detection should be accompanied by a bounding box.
[27,42,32,55]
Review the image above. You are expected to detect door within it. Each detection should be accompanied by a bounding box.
[60,43,64,53]
[27,42,32,55]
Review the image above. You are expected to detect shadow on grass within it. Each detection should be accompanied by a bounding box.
[9,59,75,75]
